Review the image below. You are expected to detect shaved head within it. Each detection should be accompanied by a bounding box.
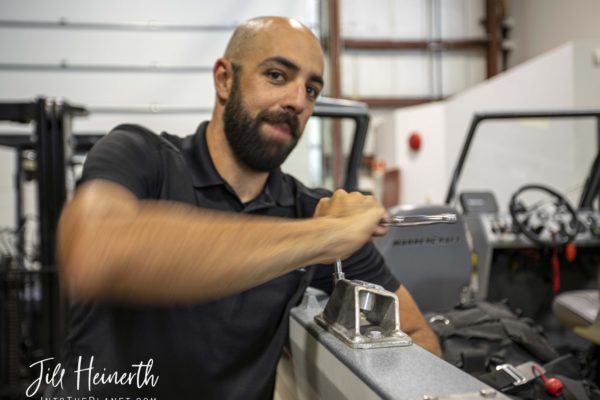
[224,16,320,65]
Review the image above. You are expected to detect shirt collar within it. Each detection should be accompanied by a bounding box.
[182,121,295,207]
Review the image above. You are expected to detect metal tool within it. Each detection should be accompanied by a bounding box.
[334,257,345,282]
[380,213,457,227]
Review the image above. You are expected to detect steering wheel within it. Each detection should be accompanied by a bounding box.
[509,184,579,247]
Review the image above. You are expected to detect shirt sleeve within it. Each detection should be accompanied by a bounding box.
[79,124,162,199]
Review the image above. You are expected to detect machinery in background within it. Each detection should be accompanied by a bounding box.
[0,99,90,400]
[445,110,600,326]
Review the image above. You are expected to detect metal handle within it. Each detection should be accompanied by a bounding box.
[380,213,457,227]
[334,257,345,282]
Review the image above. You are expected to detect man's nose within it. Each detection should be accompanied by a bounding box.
[281,81,308,115]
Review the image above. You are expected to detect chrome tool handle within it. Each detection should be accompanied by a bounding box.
[334,257,345,282]
[380,213,457,227]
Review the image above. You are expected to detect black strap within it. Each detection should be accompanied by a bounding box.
[460,349,488,373]
[479,367,595,400]
[477,369,519,390]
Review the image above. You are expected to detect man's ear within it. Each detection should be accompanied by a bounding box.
[213,58,234,103]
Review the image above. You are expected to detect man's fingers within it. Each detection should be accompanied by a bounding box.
[314,190,387,233]
[312,190,390,264]
[332,188,348,198]
[373,224,389,237]
[314,197,331,217]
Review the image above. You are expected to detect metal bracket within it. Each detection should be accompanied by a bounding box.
[314,279,412,349]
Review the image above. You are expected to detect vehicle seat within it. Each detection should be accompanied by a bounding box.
[373,205,472,313]
[552,287,600,345]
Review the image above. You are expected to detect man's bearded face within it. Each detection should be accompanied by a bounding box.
[222,68,301,172]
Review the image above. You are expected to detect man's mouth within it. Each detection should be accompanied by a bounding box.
[263,120,294,141]
[258,109,300,142]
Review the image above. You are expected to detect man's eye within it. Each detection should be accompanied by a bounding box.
[306,86,320,99]
[267,70,284,81]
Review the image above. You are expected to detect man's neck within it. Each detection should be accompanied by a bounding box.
[205,121,269,204]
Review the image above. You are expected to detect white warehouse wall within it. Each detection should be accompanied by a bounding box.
[379,40,600,208]
[375,103,446,204]
[507,0,600,69]
[339,0,487,99]
[0,0,319,229]
[445,41,600,209]
[0,0,319,133]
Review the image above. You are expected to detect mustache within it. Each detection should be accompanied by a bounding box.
[258,110,300,139]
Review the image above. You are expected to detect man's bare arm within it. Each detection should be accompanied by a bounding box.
[396,286,442,357]
[58,180,386,304]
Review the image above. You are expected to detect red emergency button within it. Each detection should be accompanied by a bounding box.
[408,132,421,151]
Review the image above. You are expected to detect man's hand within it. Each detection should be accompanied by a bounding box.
[313,189,388,263]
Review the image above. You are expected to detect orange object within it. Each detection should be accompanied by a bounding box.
[565,242,577,262]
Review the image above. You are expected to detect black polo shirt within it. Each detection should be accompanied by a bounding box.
[49,122,399,400]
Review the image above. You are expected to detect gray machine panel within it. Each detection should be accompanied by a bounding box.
[374,206,472,313]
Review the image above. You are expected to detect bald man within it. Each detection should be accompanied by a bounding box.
[48,16,440,399]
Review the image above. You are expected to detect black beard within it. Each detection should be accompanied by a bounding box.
[222,74,300,172]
